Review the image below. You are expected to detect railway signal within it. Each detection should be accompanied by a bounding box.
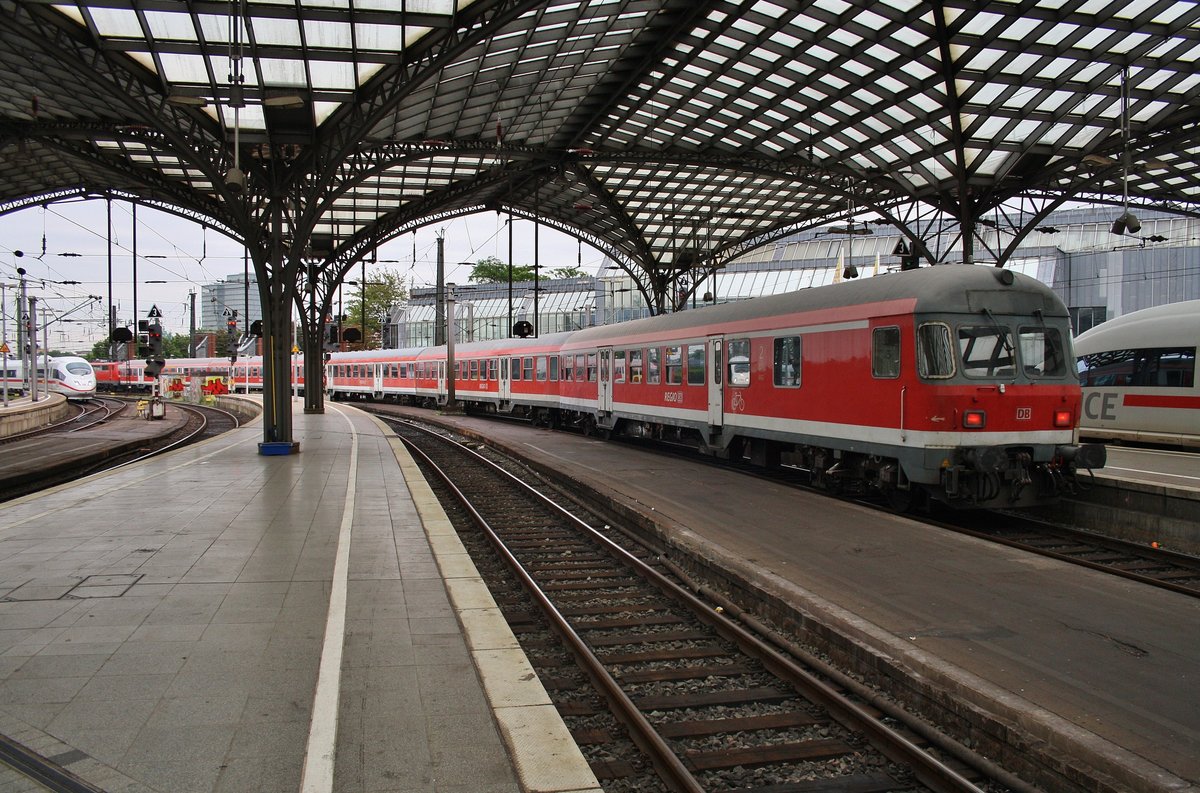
[227,309,238,363]
[147,322,163,357]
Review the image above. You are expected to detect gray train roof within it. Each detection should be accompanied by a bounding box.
[1073,300,1200,355]
[569,265,1067,344]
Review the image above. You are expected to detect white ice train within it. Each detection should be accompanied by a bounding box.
[0,355,97,400]
[1074,300,1199,447]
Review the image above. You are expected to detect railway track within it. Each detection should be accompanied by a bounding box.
[388,417,1003,793]
[937,510,1200,599]
[0,401,240,501]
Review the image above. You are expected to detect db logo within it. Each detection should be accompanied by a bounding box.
[1016,407,1032,420]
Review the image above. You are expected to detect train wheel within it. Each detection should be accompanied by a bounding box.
[884,486,913,513]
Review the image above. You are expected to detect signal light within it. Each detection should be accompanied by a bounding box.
[250,320,263,337]
[1054,409,1073,427]
[147,322,163,357]
[962,410,987,429]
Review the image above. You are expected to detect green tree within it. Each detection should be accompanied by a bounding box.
[86,339,111,361]
[550,266,587,279]
[469,256,536,283]
[86,331,192,360]
[345,267,409,348]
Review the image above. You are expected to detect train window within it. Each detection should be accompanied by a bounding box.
[549,355,558,381]
[575,354,585,382]
[727,339,750,386]
[687,344,705,385]
[1018,327,1067,378]
[582,353,594,382]
[958,325,1016,378]
[872,327,901,378]
[501,358,508,380]
[560,356,572,381]
[1078,347,1196,387]
[523,357,534,380]
[647,348,660,384]
[510,356,522,380]
[614,350,626,383]
[470,360,479,380]
[665,346,683,385]
[629,349,643,383]
[917,323,955,379]
[536,356,547,381]
[773,336,801,387]
[489,359,498,380]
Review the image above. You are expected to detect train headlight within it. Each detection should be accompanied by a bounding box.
[1053,409,1073,427]
[962,410,987,429]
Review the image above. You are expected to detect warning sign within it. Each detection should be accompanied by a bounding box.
[0,342,9,355]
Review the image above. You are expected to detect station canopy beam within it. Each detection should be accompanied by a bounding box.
[3,0,1200,447]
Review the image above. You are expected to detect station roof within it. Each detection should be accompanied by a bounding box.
[3,0,1200,300]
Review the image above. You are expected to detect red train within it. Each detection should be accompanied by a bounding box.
[97,265,1106,509]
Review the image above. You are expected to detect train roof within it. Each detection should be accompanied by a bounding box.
[324,265,1065,362]
[1073,300,1200,355]
[569,264,1066,345]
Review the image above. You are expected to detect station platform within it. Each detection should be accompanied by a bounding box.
[1047,445,1200,554]
[0,394,73,440]
[378,405,1199,793]
[0,399,601,793]
[0,402,190,499]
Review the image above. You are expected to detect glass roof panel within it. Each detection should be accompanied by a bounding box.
[156,53,212,86]
[143,11,200,42]
[251,18,303,47]
[87,8,142,38]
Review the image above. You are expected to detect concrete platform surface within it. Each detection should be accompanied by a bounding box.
[0,399,600,793]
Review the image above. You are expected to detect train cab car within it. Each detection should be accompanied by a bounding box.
[562,265,1103,509]
[50,356,98,399]
[1074,300,1200,447]
[2,355,97,400]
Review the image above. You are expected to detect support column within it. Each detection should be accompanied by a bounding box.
[304,262,326,415]
[258,197,299,454]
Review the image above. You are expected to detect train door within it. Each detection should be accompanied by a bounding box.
[499,357,511,402]
[437,360,446,400]
[372,362,383,398]
[708,335,724,429]
[599,347,613,412]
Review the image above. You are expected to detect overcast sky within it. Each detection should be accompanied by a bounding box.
[0,199,605,350]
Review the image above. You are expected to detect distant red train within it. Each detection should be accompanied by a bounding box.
[97,265,1106,509]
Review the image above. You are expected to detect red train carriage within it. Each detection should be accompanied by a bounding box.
[325,265,1102,509]
[95,356,307,395]
[108,265,1100,509]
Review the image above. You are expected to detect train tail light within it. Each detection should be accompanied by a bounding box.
[963,410,986,429]
[1053,409,1073,427]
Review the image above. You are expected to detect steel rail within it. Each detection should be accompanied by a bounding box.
[395,418,985,793]
[397,429,705,793]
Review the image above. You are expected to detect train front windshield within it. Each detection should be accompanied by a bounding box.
[918,321,1071,381]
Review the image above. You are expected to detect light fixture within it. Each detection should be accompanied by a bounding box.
[1110,211,1140,236]
[262,94,304,108]
[167,94,208,107]
[1111,65,1138,236]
